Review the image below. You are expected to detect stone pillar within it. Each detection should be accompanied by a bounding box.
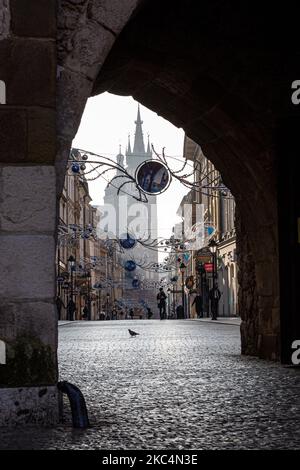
[0,1,59,425]
[236,208,259,356]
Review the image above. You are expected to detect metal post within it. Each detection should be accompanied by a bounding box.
[212,251,217,319]
[181,270,185,318]
[172,285,175,316]
[87,274,91,321]
[70,266,74,303]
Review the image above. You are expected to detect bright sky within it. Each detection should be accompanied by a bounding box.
[72,92,189,239]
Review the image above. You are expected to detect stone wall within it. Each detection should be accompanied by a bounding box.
[0,0,298,427]
[0,0,58,425]
[236,208,259,356]
[56,0,142,193]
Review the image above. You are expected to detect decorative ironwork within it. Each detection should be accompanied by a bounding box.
[68,147,234,202]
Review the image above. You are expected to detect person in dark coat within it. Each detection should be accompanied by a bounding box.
[82,304,89,320]
[209,284,221,320]
[157,288,167,320]
[56,295,65,321]
[147,307,153,319]
[176,304,184,319]
[192,293,203,318]
[67,298,76,321]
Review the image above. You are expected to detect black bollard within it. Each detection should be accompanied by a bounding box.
[57,381,90,428]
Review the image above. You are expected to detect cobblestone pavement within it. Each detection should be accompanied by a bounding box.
[1,320,300,450]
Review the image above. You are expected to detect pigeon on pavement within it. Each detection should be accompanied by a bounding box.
[128,329,140,337]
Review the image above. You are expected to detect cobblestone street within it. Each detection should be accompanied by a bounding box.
[1,320,300,450]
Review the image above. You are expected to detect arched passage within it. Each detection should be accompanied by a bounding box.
[56,0,300,361]
[0,0,299,425]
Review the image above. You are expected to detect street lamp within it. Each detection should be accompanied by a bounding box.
[68,255,76,303]
[93,282,102,320]
[167,288,171,318]
[106,292,110,319]
[86,271,91,320]
[208,239,218,320]
[179,262,186,318]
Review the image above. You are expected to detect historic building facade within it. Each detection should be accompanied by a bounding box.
[57,167,123,321]
[173,137,239,318]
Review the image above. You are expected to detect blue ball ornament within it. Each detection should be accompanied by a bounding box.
[119,233,136,249]
[71,163,80,174]
[124,260,136,272]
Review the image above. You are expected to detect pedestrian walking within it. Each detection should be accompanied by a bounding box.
[209,284,221,320]
[157,287,167,320]
[192,293,203,318]
[66,298,76,321]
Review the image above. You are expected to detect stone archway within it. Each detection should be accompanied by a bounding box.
[1,0,299,425]
[57,0,298,362]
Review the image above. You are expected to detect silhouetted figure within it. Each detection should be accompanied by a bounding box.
[157,288,167,320]
[147,307,153,319]
[192,294,203,318]
[82,305,89,320]
[176,304,184,319]
[67,299,76,321]
[129,308,134,320]
[56,295,65,321]
[209,285,221,320]
[128,329,140,337]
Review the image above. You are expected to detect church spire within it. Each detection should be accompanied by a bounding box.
[116,145,124,176]
[146,133,152,156]
[127,134,132,155]
[133,104,145,155]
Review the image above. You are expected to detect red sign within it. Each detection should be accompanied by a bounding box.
[204,263,213,273]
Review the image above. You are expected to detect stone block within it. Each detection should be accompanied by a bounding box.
[0,386,59,426]
[0,301,58,387]
[28,108,56,164]
[57,69,92,139]
[0,301,57,346]
[0,39,55,107]
[0,107,56,164]
[0,0,10,39]
[87,0,139,35]
[0,108,27,163]
[0,166,56,232]
[0,235,55,300]
[63,22,115,79]
[10,0,56,38]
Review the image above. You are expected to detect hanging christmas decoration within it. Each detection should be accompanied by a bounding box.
[135,160,171,195]
[119,233,137,250]
[124,260,137,272]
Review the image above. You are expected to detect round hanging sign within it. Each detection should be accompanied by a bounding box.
[135,160,171,195]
